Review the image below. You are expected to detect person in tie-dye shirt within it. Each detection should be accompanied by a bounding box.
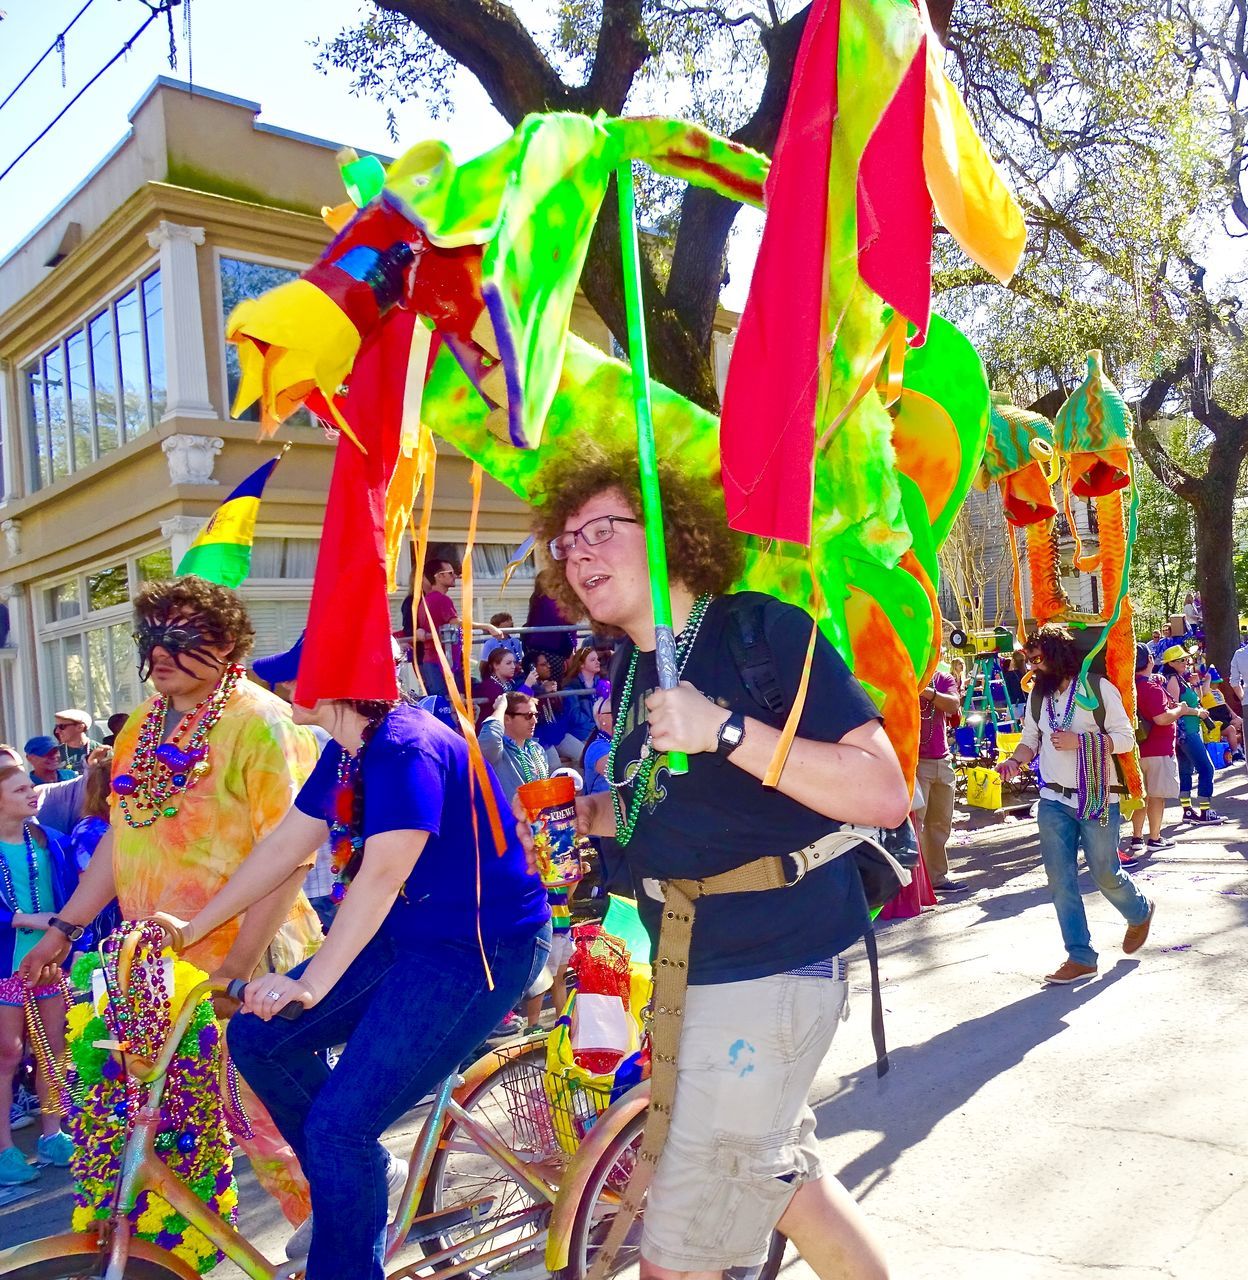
[21,577,321,1225]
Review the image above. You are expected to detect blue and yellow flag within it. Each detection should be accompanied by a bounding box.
[176,450,286,588]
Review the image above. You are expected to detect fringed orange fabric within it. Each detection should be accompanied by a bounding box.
[1026,517,1070,625]
[1006,522,1026,641]
[1095,488,1144,802]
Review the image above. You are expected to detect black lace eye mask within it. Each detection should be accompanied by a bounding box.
[133,608,230,681]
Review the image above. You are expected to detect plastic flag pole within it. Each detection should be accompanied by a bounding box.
[616,159,687,775]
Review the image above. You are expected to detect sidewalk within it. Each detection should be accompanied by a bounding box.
[783,763,1248,1279]
[3,768,1245,1277]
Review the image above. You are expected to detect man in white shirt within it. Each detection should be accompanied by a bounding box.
[998,624,1155,984]
[1229,635,1248,710]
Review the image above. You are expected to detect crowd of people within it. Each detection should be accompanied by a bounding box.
[1,499,1244,1280]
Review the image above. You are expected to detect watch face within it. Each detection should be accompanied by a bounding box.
[722,721,744,748]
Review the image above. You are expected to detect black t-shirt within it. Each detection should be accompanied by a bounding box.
[610,592,879,984]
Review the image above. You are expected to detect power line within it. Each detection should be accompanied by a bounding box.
[0,0,99,115]
[0,9,163,187]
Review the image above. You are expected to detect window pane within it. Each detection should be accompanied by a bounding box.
[219,258,307,425]
[88,627,112,721]
[43,582,81,622]
[136,548,173,582]
[251,537,283,578]
[64,635,87,709]
[89,309,119,454]
[87,565,129,611]
[42,640,66,710]
[44,346,70,481]
[23,362,50,490]
[66,328,92,470]
[109,622,142,716]
[116,289,148,439]
[142,272,166,421]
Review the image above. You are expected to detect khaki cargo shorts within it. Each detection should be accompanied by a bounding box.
[641,968,849,1272]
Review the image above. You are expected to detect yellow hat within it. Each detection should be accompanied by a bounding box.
[1159,644,1192,665]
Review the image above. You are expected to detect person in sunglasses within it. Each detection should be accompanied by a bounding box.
[19,576,323,1227]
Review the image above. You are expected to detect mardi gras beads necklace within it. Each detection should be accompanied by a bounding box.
[327,750,363,905]
[113,664,244,828]
[1045,678,1078,733]
[0,822,43,920]
[606,593,713,847]
[504,735,548,785]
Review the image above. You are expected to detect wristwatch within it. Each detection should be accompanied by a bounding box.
[716,711,746,757]
[48,916,85,943]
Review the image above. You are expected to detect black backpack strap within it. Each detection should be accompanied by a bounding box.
[725,598,787,717]
[862,922,888,1077]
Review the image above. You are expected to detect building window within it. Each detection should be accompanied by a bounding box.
[251,536,319,579]
[219,257,310,426]
[21,268,165,491]
[37,555,155,729]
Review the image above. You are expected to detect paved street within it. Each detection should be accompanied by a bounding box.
[3,766,1245,1278]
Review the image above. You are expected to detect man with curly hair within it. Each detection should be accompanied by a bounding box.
[21,576,322,1224]
[521,449,908,1280]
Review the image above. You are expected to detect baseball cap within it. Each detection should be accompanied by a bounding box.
[24,735,59,756]
[54,708,91,729]
[1159,644,1193,665]
[1135,643,1151,672]
[252,634,304,687]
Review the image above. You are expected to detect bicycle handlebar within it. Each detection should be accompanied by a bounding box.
[224,978,305,1019]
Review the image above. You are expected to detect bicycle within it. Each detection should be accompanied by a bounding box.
[0,930,786,1279]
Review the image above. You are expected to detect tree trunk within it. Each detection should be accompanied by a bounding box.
[1188,469,1241,677]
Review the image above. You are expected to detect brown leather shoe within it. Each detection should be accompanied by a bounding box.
[1123,899,1155,955]
[1044,959,1097,984]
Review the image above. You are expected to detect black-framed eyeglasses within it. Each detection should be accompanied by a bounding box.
[548,515,639,562]
[507,710,539,720]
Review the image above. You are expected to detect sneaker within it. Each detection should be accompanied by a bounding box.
[1044,960,1097,985]
[1121,836,1145,852]
[932,879,970,893]
[1189,809,1226,825]
[35,1131,74,1167]
[285,1150,408,1259]
[1118,851,1140,870]
[1146,836,1176,851]
[1181,806,1197,822]
[1123,899,1156,955]
[0,1146,39,1186]
[8,1103,32,1132]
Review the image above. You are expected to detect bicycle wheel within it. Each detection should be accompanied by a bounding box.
[417,1039,557,1276]
[561,1110,785,1280]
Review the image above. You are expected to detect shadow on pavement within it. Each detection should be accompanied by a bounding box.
[813,960,1136,1199]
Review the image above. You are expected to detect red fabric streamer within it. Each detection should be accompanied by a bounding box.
[295,311,422,704]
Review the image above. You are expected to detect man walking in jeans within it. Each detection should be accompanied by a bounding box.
[914,668,965,892]
[997,624,1155,984]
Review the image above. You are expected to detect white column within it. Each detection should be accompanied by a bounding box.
[160,515,207,567]
[145,221,217,421]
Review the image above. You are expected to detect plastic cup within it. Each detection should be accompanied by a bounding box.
[517,775,582,886]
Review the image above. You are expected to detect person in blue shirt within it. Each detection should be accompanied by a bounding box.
[152,693,549,1280]
[24,736,75,786]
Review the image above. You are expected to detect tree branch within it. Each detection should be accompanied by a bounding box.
[374,0,573,123]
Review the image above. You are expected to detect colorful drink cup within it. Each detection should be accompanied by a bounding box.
[517,775,583,887]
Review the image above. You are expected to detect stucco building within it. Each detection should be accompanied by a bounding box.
[1,77,734,746]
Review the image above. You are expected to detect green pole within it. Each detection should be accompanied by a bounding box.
[616,159,687,776]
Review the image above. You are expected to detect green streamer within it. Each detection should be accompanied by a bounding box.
[616,160,687,776]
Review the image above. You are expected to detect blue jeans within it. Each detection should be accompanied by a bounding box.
[228,927,541,1280]
[1176,735,1213,802]
[1036,799,1150,967]
[419,660,448,697]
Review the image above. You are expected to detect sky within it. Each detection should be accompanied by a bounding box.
[0,0,763,306]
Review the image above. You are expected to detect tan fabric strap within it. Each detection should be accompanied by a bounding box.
[585,828,859,1278]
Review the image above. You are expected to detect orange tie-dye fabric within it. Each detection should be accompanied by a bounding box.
[110,677,322,1223]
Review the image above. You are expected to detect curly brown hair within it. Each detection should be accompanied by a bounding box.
[133,577,256,663]
[530,446,744,621]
